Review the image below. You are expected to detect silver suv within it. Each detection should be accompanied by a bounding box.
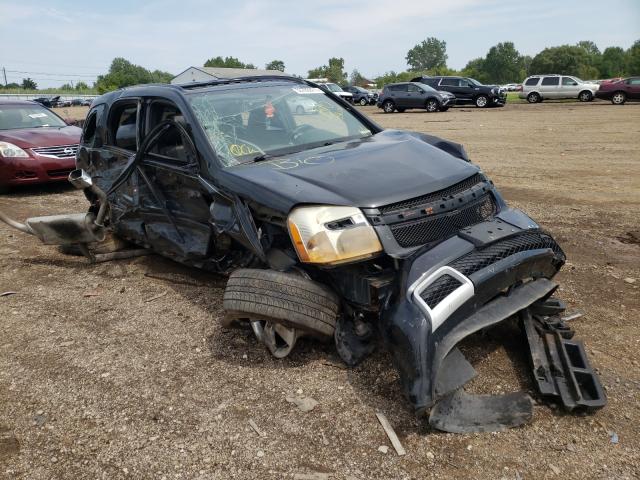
[520,75,599,103]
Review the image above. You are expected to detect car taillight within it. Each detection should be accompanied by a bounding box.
[517,85,523,91]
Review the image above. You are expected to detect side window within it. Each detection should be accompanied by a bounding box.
[459,79,471,87]
[81,104,103,147]
[628,78,640,85]
[146,101,190,163]
[525,77,539,86]
[541,77,560,86]
[407,84,420,93]
[440,78,457,86]
[390,85,408,92]
[109,102,138,150]
[562,77,578,86]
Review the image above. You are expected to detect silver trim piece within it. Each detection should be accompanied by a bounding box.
[410,266,475,332]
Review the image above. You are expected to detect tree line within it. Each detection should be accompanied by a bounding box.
[375,38,640,87]
[4,39,637,94]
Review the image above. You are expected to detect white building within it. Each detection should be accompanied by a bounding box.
[171,67,288,85]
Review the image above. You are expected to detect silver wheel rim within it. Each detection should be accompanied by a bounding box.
[251,320,298,358]
[427,101,437,112]
[360,98,367,106]
[613,93,624,104]
[580,92,590,101]
[528,94,537,103]
[384,102,393,112]
[477,96,487,107]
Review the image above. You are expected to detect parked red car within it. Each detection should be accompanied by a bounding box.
[595,77,640,105]
[0,100,81,192]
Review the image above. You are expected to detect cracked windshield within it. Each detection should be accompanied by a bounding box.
[188,83,373,166]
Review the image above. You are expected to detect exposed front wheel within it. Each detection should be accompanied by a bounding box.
[222,269,340,357]
[359,97,368,106]
[527,92,540,104]
[579,90,593,102]
[611,92,626,105]
[475,95,488,108]
[426,98,439,112]
[382,100,395,113]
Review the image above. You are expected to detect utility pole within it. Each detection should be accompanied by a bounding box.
[2,67,7,86]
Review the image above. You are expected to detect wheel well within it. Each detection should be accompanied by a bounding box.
[579,89,592,97]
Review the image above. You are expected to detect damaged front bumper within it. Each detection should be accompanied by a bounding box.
[381,208,570,414]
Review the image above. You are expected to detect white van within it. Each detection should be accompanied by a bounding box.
[519,75,599,103]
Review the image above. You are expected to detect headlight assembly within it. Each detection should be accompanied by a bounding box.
[287,205,383,265]
[0,141,29,158]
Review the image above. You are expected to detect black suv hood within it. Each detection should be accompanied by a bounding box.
[219,130,479,214]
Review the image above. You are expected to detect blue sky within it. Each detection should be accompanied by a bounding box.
[1,0,638,87]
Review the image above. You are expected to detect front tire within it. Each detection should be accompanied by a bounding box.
[426,98,439,112]
[222,268,340,339]
[382,100,395,113]
[475,95,489,108]
[579,90,593,102]
[527,92,541,104]
[611,91,626,105]
[359,97,368,106]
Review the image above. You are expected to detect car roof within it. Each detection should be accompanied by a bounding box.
[91,76,308,107]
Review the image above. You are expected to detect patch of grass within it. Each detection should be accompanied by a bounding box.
[506,92,526,103]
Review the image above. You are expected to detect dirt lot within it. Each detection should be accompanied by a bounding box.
[1,102,639,479]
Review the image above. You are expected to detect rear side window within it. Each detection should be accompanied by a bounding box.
[407,84,421,93]
[389,85,408,92]
[525,77,540,86]
[109,102,138,150]
[541,77,560,86]
[440,78,458,86]
[81,104,103,147]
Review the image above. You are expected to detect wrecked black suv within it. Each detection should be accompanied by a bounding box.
[1,76,605,432]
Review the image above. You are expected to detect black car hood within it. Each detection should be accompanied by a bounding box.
[218,130,479,214]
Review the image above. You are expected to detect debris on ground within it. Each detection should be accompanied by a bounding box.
[248,419,266,437]
[375,413,406,456]
[286,396,319,412]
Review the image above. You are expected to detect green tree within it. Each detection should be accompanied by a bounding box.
[373,71,415,88]
[60,83,74,90]
[265,60,285,72]
[75,81,89,91]
[529,45,591,76]
[599,46,627,78]
[0,82,20,89]
[349,69,365,87]
[308,57,347,83]
[481,42,524,83]
[95,57,173,94]
[626,40,640,75]
[204,56,256,69]
[406,37,448,72]
[21,78,37,90]
[461,58,489,84]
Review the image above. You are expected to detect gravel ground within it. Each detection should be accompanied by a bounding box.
[1,101,639,479]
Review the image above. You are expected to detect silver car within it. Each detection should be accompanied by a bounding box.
[519,75,599,103]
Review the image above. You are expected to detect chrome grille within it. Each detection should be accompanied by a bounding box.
[32,144,78,158]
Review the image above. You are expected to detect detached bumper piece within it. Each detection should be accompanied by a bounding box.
[523,308,606,410]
